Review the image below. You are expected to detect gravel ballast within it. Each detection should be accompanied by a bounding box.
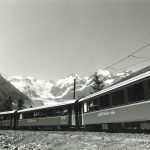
[0,130,150,150]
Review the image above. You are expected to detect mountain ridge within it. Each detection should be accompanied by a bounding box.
[0,74,33,110]
[2,69,131,106]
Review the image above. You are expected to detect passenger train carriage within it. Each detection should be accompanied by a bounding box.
[1,66,150,131]
[17,100,77,130]
[0,110,16,129]
[78,67,150,131]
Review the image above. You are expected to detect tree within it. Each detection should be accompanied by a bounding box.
[4,96,12,111]
[17,98,24,110]
[91,73,104,93]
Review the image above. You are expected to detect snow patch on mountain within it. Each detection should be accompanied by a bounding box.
[104,79,115,85]
[7,75,55,99]
[96,70,111,78]
[3,70,131,105]
[55,74,80,87]
[77,76,92,91]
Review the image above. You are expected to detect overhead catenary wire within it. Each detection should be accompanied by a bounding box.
[129,55,150,59]
[110,57,150,73]
[104,42,150,71]
[110,59,150,74]
[119,58,150,71]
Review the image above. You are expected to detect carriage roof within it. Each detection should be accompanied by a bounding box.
[79,66,150,102]
[0,110,16,115]
[18,99,76,113]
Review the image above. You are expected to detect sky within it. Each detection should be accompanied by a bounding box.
[0,0,150,81]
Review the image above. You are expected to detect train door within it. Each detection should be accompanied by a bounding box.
[68,105,72,126]
[78,102,84,126]
[71,105,76,126]
[13,111,17,129]
[68,104,76,126]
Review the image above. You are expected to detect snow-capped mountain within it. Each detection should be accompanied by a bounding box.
[3,70,131,105]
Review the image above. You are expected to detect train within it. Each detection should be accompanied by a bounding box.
[1,66,150,132]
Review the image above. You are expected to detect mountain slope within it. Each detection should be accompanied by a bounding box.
[0,74,32,110]
[3,69,131,105]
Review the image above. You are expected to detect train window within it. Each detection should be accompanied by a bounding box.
[112,89,125,106]
[147,79,150,98]
[24,112,28,119]
[0,116,3,120]
[29,111,34,118]
[3,115,6,120]
[23,112,33,119]
[40,110,47,117]
[4,115,7,120]
[19,113,23,119]
[37,111,40,117]
[84,102,87,113]
[148,79,150,91]
[6,115,9,120]
[34,112,37,118]
[34,111,40,118]
[99,94,110,109]
[127,82,145,103]
[87,98,99,112]
[87,101,90,112]
[47,108,54,117]
[87,100,93,112]
[34,111,41,118]
[62,107,69,116]
[55,107,62,116]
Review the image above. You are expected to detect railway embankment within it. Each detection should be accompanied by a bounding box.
[0,130,150,150]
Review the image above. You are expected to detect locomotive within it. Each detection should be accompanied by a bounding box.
[1,66,150,131]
